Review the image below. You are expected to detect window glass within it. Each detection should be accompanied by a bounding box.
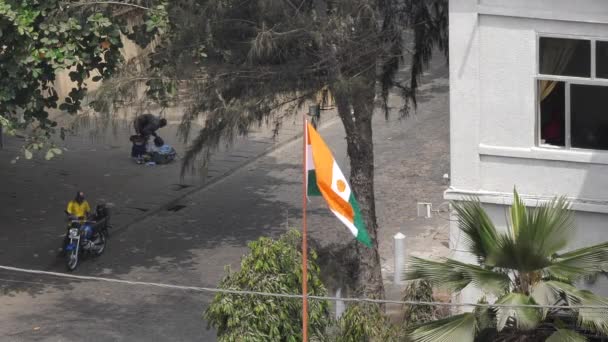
[539,37,590,77]
[539,80,565,147]
[571,84,608,150]
[596,41,608,78]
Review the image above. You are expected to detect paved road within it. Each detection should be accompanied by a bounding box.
[0,61,449,341]
[0,113,304,271]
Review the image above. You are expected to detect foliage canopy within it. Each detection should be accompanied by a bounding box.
[0,0,166,158]
[204,230,330,341]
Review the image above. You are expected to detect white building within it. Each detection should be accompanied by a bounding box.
[446,0,608,301]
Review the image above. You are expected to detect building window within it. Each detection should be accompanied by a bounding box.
[571,84,608,150]
[596,41,608,79]
[539,80,565,146]
[538,36,608,150]
[539,37,590,77]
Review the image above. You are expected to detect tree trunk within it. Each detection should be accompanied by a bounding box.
[334,80,385,300]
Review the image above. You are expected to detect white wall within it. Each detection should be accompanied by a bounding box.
[448,0,608,304]
[451,1,608,200]
[479,0,608,16]
[449,0,482,191]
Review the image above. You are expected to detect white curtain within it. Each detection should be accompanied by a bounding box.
[540,39,578,101]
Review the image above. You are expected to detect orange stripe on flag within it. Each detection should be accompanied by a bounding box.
[319,183,354,219]
[307,123,354,221]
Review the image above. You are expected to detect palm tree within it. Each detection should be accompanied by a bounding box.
[406,189,608,342]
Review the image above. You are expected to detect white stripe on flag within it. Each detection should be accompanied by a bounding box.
[306,145,315,171]
[331,210,358,237]
[330,160,350,202]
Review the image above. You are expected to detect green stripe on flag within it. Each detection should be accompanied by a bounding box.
[349,194,372,247]
[307,170,322,196]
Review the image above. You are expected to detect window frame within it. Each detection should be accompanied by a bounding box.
[535,33,608,151]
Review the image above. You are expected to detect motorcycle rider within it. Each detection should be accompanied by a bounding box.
[60,191,90,254]
[66,191,91,221]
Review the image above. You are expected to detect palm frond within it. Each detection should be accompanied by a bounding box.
[492,192,573,272]
[574,290,608,337]
[407,313,476,342]
[543,281,608,335]
[545,242,608,281]
[495,293,542,331]
[546,329,588,342]
[405,257,469,292]
[492,233,552,272]
[531,281,562,319]
[474,298,497,331]
[446,259,511,295]
[509,189,528,239]
[406,257,510,295]
[451,198,501,264]
[517,194,573,258]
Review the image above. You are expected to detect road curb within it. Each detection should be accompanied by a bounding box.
[112,115,341,235]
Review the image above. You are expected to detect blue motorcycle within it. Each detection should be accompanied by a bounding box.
[64,205,110,271]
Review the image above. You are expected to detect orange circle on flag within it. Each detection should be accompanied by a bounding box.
[337,180,346,192]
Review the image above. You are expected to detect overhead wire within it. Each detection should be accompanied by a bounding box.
[2,265,608,311]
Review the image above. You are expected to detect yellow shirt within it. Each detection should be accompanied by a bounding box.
[67,200,91,218]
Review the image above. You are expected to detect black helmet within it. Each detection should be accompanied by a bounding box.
[159,118,167,127]
[154,136,164,147]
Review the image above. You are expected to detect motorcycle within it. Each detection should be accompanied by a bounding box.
[64,204,111,271]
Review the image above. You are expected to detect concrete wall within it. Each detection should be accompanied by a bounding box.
[447,0,608,304]
[54,30,153,97]
[51,15,159,126]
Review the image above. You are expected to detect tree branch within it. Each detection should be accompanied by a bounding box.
[283,0,298,12]
[296,0,306,13]
[66,1,151,10]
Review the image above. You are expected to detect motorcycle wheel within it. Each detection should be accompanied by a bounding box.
[66,249,79,271]
[93,231,107,256]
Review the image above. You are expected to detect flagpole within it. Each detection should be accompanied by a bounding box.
[301,114,309,342]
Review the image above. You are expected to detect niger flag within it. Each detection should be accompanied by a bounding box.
[305,122,372,247]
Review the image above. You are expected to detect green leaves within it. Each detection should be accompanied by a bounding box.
[509,189,528,239]
[515,193,573,259]
[546,329,587,342]
[451,198,500,265]
[335,303,404,341]
[495,293,541,331]
[545,242,608,281]
[408,313,476,342]
[403,280,436,326]
[412,190,608,340]
[146,2,169,32]
[542,281,608,335]
[407,257,510,295]
[1,0,128,151]
[0,115,16,136]
[204,230,330,341]
[44,147,62,160]
[451,189,575,273]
